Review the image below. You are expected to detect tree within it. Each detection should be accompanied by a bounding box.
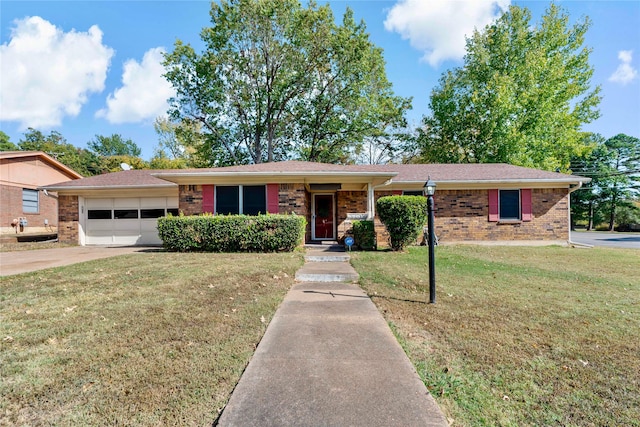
[0,131,19,151]
[99,155,149,173]
[18,128,101,176]
[418,4,601,171]
[571,133,640,230]
[88,134,141,157]
[601,134,639,230]
[151,117,205,168]
[570,133,608,230]
[164,0,409,166]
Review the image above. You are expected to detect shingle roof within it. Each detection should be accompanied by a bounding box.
[43,160,589,190]
[42,169,178,189]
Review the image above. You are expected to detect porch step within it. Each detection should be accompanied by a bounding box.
[295,261,359,282]
[304,254,350,263]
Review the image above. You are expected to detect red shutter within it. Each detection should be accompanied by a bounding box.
[393,190,403,195]
[202,184,214,214]
[267,184,279,214]
[488,189,499,222]
[521,189,532,221]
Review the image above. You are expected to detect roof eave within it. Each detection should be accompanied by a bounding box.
[391,177,591,189]
[40,183,177,192]
[152,170,398,185]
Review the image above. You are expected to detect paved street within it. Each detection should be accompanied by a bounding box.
[570,231,640,249]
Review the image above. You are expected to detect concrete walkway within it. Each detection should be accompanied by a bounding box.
[216,246,448,426]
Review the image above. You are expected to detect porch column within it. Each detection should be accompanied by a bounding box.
[367,183,375,220]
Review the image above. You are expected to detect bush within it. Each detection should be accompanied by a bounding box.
[376,196,427,251]
[353,220,376,250]
[157,213,306,252]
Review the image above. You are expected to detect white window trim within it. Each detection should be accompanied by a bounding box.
[22,188,39,214]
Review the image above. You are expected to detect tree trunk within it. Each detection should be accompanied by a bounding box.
[608,189,617,231]
[587,200,594,231]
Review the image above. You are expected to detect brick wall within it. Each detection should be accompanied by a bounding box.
[58,195,79,244]
[334,190,394,246]
[433,188,569,242]
[0,184,59,234]
[278,183,310,240]
[178,185,203,216]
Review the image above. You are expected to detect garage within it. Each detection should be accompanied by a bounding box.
[84,197,178,245]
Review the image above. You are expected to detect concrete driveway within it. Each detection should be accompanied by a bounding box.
[570,231,640,249]
[0,246,159,277]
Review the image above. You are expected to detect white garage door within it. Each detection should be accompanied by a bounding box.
[85,197,178,245]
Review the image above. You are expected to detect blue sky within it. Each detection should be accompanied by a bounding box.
[1,0,639,161]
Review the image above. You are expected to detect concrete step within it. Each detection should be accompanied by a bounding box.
[295,261,359,283]
[304,254,350,263]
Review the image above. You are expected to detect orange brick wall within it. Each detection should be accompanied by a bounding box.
[278,183,310,241]
[179,185,203,216]
[433,188,569,242]
[0,184,59,233]
[335,190,394,245]
[58,195,79,244]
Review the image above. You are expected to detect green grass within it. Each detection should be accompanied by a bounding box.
[350,246,640,427]
[0,241,74,252]
[0,251,303,426]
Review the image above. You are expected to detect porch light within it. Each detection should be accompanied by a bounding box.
[423,177,436,196]
[423,176,437,304]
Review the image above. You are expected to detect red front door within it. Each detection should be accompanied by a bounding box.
[313,194,334,240]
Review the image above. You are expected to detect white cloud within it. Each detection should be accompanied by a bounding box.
[384,0,510,67]
[608,50,638,85]
[0,16,114,128]
[96,47,175,124]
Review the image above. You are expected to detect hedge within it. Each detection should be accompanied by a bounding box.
[157,213,306,252]
[352,220,376,250]
[376,195,427,251]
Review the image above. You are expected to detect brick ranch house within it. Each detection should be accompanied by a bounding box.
[42,161,590,246]
[1,151,83,235]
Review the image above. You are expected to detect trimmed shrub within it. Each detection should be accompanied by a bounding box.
[376,196,427,251]
[157,213,306,252]
[353,220,376,250]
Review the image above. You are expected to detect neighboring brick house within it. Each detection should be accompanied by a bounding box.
[1,151,83,235]
[42,161,589,246]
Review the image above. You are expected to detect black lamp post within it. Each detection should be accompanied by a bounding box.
[423,177,437,304]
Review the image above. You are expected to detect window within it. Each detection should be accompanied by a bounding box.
[141,209,166,219]
[114,209,139,219]
[216,186,240,215]
[88,210,112,220]
[216,185,266,215]
[403,191,424,196]
[22,189,39,213]
[499,190,521,220]
[488,189,532,222]
[243,185,266,215]
[167,208,179,216]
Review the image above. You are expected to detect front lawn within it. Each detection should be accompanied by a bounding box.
[351,246,639,426]
[0,252,303,426]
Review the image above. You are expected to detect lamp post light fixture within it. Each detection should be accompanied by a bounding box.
[423,177,437,304]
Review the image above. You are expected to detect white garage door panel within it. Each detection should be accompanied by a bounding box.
[85,197,176,246]
[87,199,113,209]
[114,198,140,208]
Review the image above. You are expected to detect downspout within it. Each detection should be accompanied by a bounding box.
[42,189,58,199]
[41,189,59,242]
[369,179,393,219]
[567,182,592,248]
